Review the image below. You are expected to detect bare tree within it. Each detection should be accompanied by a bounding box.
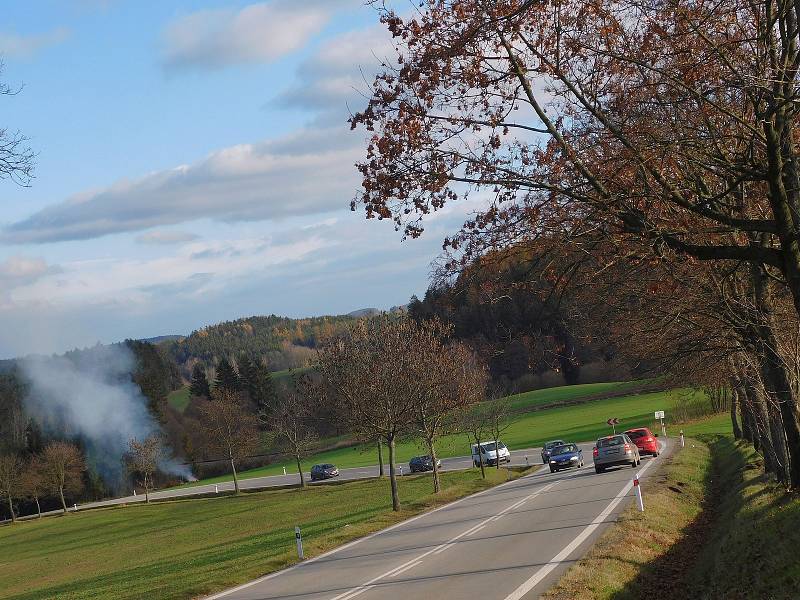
[0,68,34,186]
[268,384,318,488]
[198,389,259,494]
[412,339,488,492]
[487,397,511,470]
[126,435,164,503]
[21,456,47,519]
[0,454,23,523]
[317,316,420,511]
[41,442,84,514]
[461,402,493,479]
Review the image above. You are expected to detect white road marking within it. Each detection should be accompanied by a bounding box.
[388,560,423,578]
[327,466,588,600]
[502,442,665,600]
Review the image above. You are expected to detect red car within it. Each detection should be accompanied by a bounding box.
[624,428,659,456]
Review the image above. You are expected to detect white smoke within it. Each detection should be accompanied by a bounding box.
[20,344,187,489]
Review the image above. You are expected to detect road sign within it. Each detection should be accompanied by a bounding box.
[654,410,665,419]
[606,418,619,426]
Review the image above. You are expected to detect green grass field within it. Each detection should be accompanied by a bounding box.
[501,380,649,412]
[0,469,512,600]
[182,387,724,487]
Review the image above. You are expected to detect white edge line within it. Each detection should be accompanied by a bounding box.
[502,441,667,600]
[203,463,548,599]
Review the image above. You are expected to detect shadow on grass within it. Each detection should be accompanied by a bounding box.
[609,435,746,600]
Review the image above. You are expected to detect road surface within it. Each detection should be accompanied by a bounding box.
[206,440,669,600]
[19,445,554,519]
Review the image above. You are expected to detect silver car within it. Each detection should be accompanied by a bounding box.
[593,434,640,473]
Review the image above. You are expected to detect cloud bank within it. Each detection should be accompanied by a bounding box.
[162,0,333,70]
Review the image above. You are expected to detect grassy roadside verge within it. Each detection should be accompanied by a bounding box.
[543,434,800,599]
[0,467,527,600]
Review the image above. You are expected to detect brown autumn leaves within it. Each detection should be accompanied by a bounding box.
[350,0,800,489]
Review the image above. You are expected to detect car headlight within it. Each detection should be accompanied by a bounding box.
[550,460,557,464]
[570,456,579,461]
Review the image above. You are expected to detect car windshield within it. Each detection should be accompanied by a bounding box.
[546,441,564,449]
[481,442,506,450]
[597,436,625,448]
[552,444,578,455]
[625,430,647,439]
[323,464,334,469]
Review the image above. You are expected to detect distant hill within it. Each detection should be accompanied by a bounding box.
[139,335,185,344]
[347,308,381,317]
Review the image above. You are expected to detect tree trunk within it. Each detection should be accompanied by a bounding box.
[494,439,500,470]
[296,455,305,488]
[731,388,743,440]
[230,457,240,494]
[145,473,150,504]
[6,494,15,523]
[387,434,400,511]
[427,438,441,494]
[35,496,41,518]
[59,485,67,513]
[476,438,486,479]
[752,264,800,487]
[377,439,384,477]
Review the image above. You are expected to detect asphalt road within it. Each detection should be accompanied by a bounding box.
[21,445,557,519]
[207,440,670,600]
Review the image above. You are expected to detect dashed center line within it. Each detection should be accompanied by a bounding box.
[328,466,587,600]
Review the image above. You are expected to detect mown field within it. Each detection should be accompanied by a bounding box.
[0,469,513,600]
[182,386,730,487]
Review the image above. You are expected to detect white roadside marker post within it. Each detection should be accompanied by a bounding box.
[283,466,287,476]
[680,430,685,448]
[73,504,78,512]
[214,484,219,494]
[634,473,644,511]
[133,490,136,497]
[295,526,304,560]
[525,456,529,467]
[399,465,404,477]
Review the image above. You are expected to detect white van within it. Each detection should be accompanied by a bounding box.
[471,441,511,467]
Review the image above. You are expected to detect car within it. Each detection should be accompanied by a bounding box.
[409,455,442,472]
[624,427,659,456]
[471,441,511,467]
[593,434,640,473]
[541,440,566,464]
[548,443,584,472]
[310,463,339,481]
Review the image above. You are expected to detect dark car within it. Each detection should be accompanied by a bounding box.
[548,443,584,472]
[310,463,339,481]
[541,440,566,464]
[409,455,442,473]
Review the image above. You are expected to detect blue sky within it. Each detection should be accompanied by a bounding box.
[0,0,472,358]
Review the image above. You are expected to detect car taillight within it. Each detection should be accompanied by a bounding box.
[645,437,654,442]
[624,444,630,451]
[593,448,599,457]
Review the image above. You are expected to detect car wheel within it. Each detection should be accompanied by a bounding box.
[631,460,637,468]
[595,466,603,474]
[549,466,555,473]
[654,451,659,457]
[580,461,584,467]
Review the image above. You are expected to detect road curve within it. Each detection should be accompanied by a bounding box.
[206,440,670,600]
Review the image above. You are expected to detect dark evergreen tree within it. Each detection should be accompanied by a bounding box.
[240,356,278,427]
[24,419,44,455]
[189,364,211,398]
[214,357,241,392]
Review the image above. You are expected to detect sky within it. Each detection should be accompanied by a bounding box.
[0,0,474,358]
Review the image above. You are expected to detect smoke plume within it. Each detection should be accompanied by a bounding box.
[20,343,186,490]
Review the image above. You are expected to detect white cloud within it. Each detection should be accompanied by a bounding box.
[0,28,70,58]
[0,255,58,284]
[136,230,199,245]
[276,26,396,120]
[162,1,334,70]
[2,126,363,244]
